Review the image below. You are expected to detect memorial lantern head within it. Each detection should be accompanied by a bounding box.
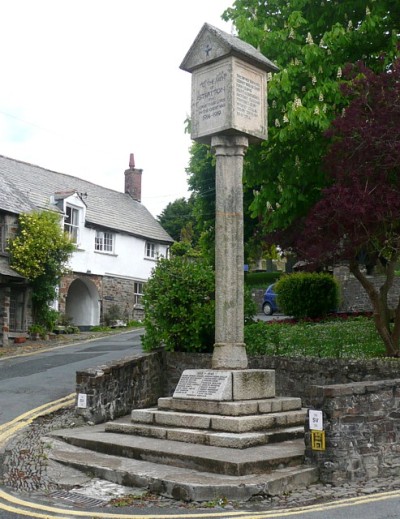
[180,23,279,144]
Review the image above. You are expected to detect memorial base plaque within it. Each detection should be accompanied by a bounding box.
[173,369,276,402]
[173,370,232,401]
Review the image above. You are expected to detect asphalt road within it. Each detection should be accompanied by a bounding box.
[0,329,144,425]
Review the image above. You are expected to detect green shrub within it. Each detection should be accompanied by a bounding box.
[244,271,282,288]
[142,256,215,352]
[275,273,340,319]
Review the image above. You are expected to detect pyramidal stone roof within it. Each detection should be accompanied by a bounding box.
[180,22,279,73]
[0,155,173,244]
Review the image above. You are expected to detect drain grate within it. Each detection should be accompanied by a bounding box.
[49,490,106,508]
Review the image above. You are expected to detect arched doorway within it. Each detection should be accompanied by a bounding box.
[65,278,100,330]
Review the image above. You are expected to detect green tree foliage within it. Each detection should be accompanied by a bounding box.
[223,0,399,232]
[157,197,198,243]
[275,273,340,319]
[186,142,216,263]
[8,211,75,327]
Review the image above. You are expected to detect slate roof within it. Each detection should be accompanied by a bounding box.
[0,155,173,244]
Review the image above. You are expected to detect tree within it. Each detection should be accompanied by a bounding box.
[8,211,75,328]
[294,60,400,356]
[157,197,197,243]
[186,142,217,263]
[223,0,399,233]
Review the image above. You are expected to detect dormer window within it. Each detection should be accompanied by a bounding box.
[95,231,114,253]
[64,205,80,243]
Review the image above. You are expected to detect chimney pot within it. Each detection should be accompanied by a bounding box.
[129,153,135,168]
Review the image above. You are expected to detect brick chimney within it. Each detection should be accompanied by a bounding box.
[124,153,142,202]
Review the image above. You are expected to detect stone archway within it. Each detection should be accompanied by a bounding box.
[65,278,100,330]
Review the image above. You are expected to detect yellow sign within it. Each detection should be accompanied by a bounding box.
[311,430,326,451]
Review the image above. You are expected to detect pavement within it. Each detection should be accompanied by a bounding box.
[1,327,400,516]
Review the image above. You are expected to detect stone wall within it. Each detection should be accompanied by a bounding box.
[334,266,400,313]
[305,379,400,484]
[103,275,144,321]
[164,352,400,407]
[75,350,164,424]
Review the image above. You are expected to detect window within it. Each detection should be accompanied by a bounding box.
[95,231,114,253]
[145,241,157,259]
[134,281,145,305]
[64,206,80,243]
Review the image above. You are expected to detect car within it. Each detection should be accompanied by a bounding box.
[262,284,279,315]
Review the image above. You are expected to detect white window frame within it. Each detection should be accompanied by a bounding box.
[145,241,158,259]
[95,230,114,253]
[64,205,80,243]
[134,281,145,305]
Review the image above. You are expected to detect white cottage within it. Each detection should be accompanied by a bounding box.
[0,153,173,342]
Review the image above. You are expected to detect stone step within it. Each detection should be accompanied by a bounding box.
[105,416,305,448]
[50,424,306,476]
[131,407,307,433]
[158,396,302,416]
[45,436,318,502]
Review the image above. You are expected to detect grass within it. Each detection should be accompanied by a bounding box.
[245,315,387,358]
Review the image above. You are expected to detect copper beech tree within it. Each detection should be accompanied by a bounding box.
[295,59,400,356]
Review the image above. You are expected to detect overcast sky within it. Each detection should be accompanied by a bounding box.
[0,0,233,217]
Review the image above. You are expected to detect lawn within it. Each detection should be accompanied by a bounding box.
[245,316,386,358]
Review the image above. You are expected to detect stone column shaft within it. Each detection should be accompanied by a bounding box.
[211,135,249,369]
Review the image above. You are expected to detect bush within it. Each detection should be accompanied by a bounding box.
[275,273,340,319]
[142,256,215,352]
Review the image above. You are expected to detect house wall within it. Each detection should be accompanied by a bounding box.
[70,225,164,280]
[59,193,169,327]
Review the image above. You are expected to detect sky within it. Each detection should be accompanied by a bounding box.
[0,0,233,217]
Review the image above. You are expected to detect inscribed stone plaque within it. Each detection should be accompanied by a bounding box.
[173,369,232,401]
[191,56,267,143]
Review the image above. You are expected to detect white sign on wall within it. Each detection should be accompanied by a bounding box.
[309,409,323,431]
[77,393,88,409]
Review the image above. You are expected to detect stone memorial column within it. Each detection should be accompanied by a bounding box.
[212,135,248,369]
[179,23,278,388]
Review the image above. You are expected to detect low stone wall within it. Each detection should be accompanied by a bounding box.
[75,350,164,424]
[305,379,400,484]
[164,352,400,406]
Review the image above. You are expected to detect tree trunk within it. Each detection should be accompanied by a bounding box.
[349,260,399,356]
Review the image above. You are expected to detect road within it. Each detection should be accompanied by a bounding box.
[0,329,144,425]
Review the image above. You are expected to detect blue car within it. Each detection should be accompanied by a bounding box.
[262,284,279,315]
